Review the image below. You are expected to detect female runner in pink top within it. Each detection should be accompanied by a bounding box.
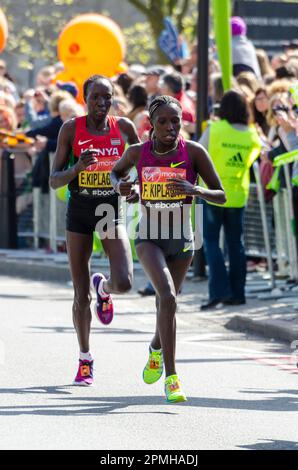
[111,95,226,403]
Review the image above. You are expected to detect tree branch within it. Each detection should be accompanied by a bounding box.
[127,0,150,17]
[150,0,165,17]
[168,0,177,16]
[176,0,190,32]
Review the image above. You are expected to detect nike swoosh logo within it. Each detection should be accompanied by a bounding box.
[183,244,193,253]
[170,161,185,168]
[78,139,93,145]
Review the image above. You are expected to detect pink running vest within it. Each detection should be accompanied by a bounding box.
[136,136,197,208]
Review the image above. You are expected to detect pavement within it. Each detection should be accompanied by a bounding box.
[0,274,298,450]
[0,248,297,346]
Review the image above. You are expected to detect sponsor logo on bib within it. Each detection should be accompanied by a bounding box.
[79,156,120,189]
[141,166,186,201]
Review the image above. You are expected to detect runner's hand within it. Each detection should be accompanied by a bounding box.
[116,179,135,196]
[167,177,195,195]
[75,149,98,172]
[126,189,139,203]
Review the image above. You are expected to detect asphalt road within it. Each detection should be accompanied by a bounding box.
[0,275,297,450]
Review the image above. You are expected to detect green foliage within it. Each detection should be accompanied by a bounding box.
[127,0,197,63]
[0,0,295,71]
[179,6,197,43]
[0,0,198,69]
[0,0,80,66]
[124,22,155,64]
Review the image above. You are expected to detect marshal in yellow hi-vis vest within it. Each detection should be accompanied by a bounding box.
[207,120,261,207]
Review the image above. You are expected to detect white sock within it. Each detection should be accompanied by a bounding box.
[80,351,93,362]
[98,278,109,298]
[150,345,162,353]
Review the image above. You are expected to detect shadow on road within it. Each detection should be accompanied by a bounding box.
[0,388,297,415]
[239,388,298,395]
[238,439,298,450]
[27,326,151,335]
[176,357,252,364]
[0,385,73,395]
[0,294,72,301]
[0,393,177,416]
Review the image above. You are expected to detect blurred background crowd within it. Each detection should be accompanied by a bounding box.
[0,15,297,297]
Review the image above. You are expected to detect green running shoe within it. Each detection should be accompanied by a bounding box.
[165,374,187,403]
[143,348,163,384]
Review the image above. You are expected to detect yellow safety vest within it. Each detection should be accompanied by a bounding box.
[208,120,261,208]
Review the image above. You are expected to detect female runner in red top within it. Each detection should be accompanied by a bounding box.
[50,75,139,386]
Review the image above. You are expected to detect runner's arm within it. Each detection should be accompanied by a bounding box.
[49,120,97,190]
[190,141,226,204]
[110,144,141,196]
[168,141,226,205]
[118,117,140,145]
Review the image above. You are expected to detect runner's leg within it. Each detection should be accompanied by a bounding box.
[66,231,93,353]
[151,296,161,350]
[136,242,191,377]
[167,256,193,358]
[150,257,192,353]
[100,224,133,294]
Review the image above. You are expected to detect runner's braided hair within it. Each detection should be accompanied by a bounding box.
[149,95,182,120]
[149,95,182,138]
[83,75,114,101]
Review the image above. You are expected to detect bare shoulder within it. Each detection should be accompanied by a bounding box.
[185,139,208,157]
[62,117,76,131]
[185,139,213,175]
[117,116,135,131]
[117,116,139,144]
[126,142,143,160]
[59,118,76,141]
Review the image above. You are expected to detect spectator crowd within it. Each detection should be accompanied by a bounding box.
[0,16,297,302]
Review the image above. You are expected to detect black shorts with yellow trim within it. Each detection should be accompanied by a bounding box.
[134,224,194,262]
[66,193,123,235]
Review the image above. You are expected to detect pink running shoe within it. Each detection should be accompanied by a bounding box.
[73,360,94,386]
[91,273,114,325]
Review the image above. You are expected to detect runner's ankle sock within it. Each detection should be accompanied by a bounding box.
[150,345,162,353]
[97,278,110,299]
[80,351,93,362]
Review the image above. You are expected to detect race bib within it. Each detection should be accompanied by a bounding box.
[141,167,186,201]
[78,156,119,196]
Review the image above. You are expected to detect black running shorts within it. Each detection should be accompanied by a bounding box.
[66,194,123,235]
[134,219,194,262]
[135,234,194,262]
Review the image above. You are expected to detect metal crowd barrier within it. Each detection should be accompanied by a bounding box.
[243,181,276,260]
[247,158,298,305]
[17,152,66,252]
[16,154,297,277]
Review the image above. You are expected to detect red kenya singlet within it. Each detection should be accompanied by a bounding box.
[69,115,125,199]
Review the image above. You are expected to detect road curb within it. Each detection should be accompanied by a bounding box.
[225,315,298,344]
[0,259,72,283]
[0,255,144,284]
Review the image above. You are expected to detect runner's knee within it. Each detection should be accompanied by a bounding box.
[74,289,91,311]
[112,276,132,293]
[159,291,177,316]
